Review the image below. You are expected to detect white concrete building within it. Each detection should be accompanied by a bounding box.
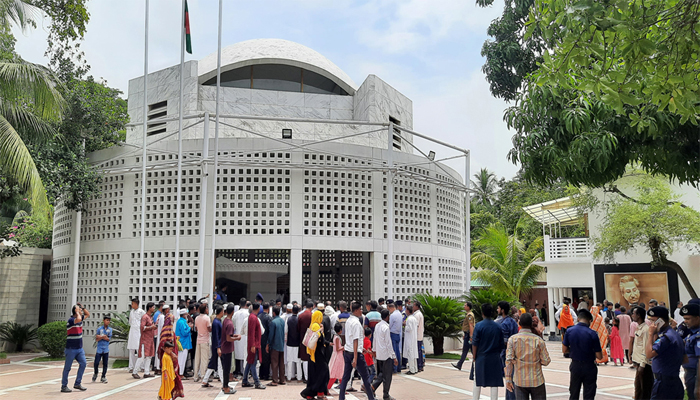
[49,39,470,340]
[525,177,700,333]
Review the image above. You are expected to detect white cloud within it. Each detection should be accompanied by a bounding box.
[354,0,504,54]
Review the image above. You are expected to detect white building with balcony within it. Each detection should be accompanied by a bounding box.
[524,182,700,334]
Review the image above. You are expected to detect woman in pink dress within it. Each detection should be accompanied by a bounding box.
[609,317,625,366]
[327,323,345,390]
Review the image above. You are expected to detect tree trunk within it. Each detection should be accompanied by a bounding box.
[660,258,698,299]
[432,336,444,356]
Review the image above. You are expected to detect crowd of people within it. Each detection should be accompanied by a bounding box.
[66,294,426,400]
[57,292,700,400]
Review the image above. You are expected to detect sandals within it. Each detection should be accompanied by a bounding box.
[201,382,213,388]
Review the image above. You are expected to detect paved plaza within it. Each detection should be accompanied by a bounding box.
[1,342,637,400]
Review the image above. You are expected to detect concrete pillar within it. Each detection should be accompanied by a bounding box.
[370,252,384,301]
[547,287,557,334]
[335,251,342,303]
[362,252,371,302]
[290,249,302,303]
[310,250,319,300]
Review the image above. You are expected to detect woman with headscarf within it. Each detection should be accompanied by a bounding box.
[300,310,330,400]
[589,306,609,364]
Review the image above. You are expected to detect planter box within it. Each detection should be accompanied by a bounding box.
[0,359,10,365]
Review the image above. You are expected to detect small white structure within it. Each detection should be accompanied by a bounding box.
[49,39,470,341]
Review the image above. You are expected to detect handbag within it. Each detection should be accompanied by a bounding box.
[302,327,319,351]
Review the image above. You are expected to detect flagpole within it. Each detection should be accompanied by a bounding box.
[208,0,223,298]
[174,0,186,308]
[139,0,150,307]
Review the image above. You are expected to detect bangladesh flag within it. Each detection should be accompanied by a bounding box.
[184,0,192,54]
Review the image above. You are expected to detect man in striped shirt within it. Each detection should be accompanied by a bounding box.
[505,313,551,400]
[61,303,91,393]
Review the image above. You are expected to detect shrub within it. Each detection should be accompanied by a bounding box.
[414,293,464,355]
[0,322,38,351]
[0,352,6,359]
[37,321,66,358]
[7,216,52,249]
[464,288,520,323]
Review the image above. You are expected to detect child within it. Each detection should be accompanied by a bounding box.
[609,317,624,366]
[93,315,112,383]
[327,323,344,390]
[158,341,184,400]
[363,327,375,383]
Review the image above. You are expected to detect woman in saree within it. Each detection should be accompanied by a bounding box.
[157,310,184,398]
[300,311,330,400]
[589,306,609,364]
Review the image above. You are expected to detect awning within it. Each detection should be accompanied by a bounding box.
[522,196,582,226]
[215,256,288,274]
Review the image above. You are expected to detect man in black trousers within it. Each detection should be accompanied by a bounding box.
[371,309,398,400]
[562,309,603,400]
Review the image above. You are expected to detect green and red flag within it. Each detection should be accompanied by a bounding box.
[184,0,192,54]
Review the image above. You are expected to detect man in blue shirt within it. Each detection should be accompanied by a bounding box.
[267,305,287,385]
[496,301,519,400]
[202,305,225,387]
[562,309,602,400]
[388,300,403,372]
[61,303,91,393]
[646,306,685,400]
[93,315,112,384]
[680,303,700,400]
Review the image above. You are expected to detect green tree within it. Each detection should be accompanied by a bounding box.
[471,224,545,300]
[470,168,499,207]
[477,0,700,188]
[414,293,464,355]
[582,172,700,298]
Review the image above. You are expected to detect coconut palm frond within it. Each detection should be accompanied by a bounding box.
[0,0,40,31]
[0,102,57,144]
[0,115,50,218]
[0,62,65,121]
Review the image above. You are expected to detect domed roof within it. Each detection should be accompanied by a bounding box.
[198,39,357,94]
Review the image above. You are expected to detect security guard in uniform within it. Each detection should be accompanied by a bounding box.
[646,306,686,400]
[680,302,700,400]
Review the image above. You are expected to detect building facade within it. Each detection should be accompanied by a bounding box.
[49,39,469,342]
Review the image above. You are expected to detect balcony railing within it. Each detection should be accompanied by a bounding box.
[544,235,591,261]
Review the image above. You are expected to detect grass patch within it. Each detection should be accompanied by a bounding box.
[112,359,129,369]
[426,353,462,360]
[29,356,65,362]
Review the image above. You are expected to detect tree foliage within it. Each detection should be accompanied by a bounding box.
[471,224,545,300]
[581,172,700,298]
[463,288,520,323]
[471,167,499,206]
[477,0,700,188]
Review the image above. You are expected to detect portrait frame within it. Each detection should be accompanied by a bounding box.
[593,263,679,308]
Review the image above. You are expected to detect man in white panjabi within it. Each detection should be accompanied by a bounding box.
[403,305,419,374]
[127,298,145,372]
[233,298,250,377]
[154,304,168,372]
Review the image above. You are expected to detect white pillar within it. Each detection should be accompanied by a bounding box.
[547,287,557,334]
[386,123,394,299]
[70,209,82,306]
[196,113,209,300]
[290,249,302,303]
[464,151,470,293]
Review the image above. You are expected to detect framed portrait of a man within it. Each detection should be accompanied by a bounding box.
[603,272,669,308]
[594,263,679,308]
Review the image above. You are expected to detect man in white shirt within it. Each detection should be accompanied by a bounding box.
[154,304,168,372]
[673,301,684,325]
[232,298,249,377]
[372,309,398,400]
[127,298,145,373]
[413,301,425,372]
[338,302,375,400]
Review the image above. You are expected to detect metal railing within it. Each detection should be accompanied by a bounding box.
[544,235,591,261]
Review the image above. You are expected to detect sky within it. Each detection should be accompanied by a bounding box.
[12,0,519,180]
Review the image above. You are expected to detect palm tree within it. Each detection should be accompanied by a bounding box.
[470,168,499,206]
[0,0,64,218]
[471,223,544,300]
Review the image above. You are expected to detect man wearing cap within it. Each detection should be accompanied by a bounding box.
[175,308,193,377]
[154,303,169,374]
[562,309,603,400]
[680,303,700,400]
[646,305,685,399]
